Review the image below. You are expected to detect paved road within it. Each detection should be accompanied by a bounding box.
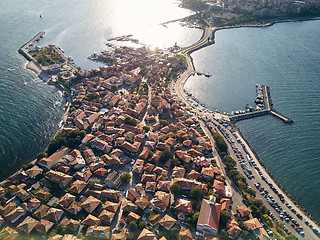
[174,63,244,213]
[173,53,320,240]
[217,121,320,239]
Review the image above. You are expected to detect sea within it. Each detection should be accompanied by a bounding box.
[0,0,319,223]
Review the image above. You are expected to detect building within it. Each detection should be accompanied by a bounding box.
[196,199,221,236]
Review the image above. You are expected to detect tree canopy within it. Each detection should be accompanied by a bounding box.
[120,172,131,183]
[124,116,137,126]
[213,133,228,153]
[47,130,86,155]
[170,183,181,195]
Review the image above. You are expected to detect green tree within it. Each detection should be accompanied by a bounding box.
[190,186,202,201]
[128,221,137,232]
[36,152,47,160]
[213,133,228,153]
[160,119,169,127]
[124,116,137,126]
[219,229,230,240]
[138,221,146,230]
[246,188,256,197]
[47,130,86,156]
[89,177,100,189]
[170,183,181,195]
[240,230,251,240]
[143,125,150,133]
[285,234,297,240]
[120,173,131,183]
[219,210,231,229]
[160,150,173,164]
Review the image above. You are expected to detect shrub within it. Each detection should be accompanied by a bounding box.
[120,173,131,183]
[160,150,173,164]
[128,221,137,232]
[170,183,181,195]
[143,125,150,132]
[124,116,137,126]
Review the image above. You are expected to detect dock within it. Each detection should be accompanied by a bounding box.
[229,85,293,124]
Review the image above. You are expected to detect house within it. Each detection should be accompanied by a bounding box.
[135,196,150,210]
[145,182,157,192]
[156,181,170,192]
[105,170,122,189]
[187,170,200,180]
[172,178,203,191]
[61,218,81,232]
[220,198,231,212]
[172,166,186,178]
[33,205,49,220]
[69,180,87,195]
[34,219,54,234]
[137,228,157,240]
[86,226,110,238]
[58,193,76,209]
[127,212,141,222]
[175,199,192,214]
[82,214,100,226]
[80,196,101,214]
[213,180,226,197]
[197,199,222,236]
[45,207,64,223]
[16,216,39,233]
[178,227,193,240]
[103,201,120,213]
[122,200,137,212]
[67,202,82,216]
[25,165,43,179]
[24,198,41,213]
[201,167,215,179]
[150,191,170,212]
[244,218,262,231]
[5,206,25,223]
[237,205,251,220]
[99,209,115,224]
[101,189,121,202]
[227,215,242,237]
[37,147,68,169]
[126,188,140,202]
[159,214,177,231]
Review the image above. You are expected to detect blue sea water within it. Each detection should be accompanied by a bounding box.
[185,20,320,222]
[0,0,201,179]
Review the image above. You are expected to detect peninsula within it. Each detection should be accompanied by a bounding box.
[1,1,319,239]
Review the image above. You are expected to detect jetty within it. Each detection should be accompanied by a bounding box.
[18,31,45,61]
[230,85,293,124]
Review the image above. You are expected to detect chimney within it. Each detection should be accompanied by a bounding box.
[209,195,216,205]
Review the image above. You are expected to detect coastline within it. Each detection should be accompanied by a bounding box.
[234,125,320,227]
[176,15,320,236]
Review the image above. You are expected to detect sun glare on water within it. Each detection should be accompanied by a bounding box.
[92,0,194,48]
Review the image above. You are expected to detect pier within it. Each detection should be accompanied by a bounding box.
[230,85,293,124]
[18,31,45,62]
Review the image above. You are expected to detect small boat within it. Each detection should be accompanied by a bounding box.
[39,15,43,18]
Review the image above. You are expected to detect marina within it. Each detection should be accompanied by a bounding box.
[229,85,293,124]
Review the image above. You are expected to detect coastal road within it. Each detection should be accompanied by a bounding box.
[178,27,215,55]
[174,56,245,213]
[206,116,320,239]
[173,38,320,239]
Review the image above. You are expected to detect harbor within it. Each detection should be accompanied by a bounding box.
[229,85,293,124]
